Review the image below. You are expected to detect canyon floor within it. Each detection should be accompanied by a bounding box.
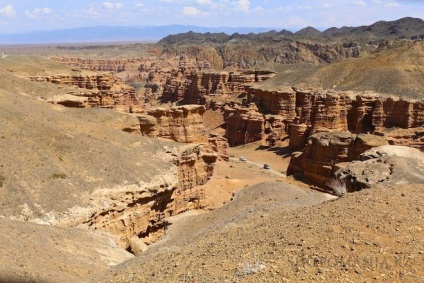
[97,142,423,282]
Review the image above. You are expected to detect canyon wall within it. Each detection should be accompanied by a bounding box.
[224,104,264,146]
[29,73,138,108]
[287,132,389,187]
[161,70,276,104]
[78,144,217,252]
[226,87,424,151]
[138,105,207,143]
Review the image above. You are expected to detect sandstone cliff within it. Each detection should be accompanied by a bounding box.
[229,87,424,150]
[225,104,264,146]
[161,70,275,105]
[138,105,207,143]
[0,90,218,254]
[81,144,217,251]
[29,73,139,108]
[287,132,389,187]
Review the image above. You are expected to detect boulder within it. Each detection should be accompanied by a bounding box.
[287,131,389,186]
[335,145,424,191]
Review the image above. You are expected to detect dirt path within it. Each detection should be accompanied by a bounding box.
[229,157,287,177]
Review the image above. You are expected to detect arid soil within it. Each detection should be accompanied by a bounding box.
[0,20,423,283]
[94,181,424,283]
[200,140,297,210]
[0,217,132,283]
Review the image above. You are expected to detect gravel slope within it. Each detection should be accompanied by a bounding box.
[93,182,424,282]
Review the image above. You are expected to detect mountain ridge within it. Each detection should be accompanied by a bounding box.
[0,25,272,45]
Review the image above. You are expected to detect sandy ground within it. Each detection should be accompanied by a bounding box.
[199,140,305,209]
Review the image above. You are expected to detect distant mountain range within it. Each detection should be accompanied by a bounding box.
[0,25,272,45]
[159,17,424,45]
[1,17,422,46]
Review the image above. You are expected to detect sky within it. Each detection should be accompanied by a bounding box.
[0,0,423,34]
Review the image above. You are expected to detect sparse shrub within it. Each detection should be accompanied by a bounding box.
[21,203,33,221]
[235,256,266,277]
[50,173,67,179]
[326,178,347,197]
[0,175,4,187]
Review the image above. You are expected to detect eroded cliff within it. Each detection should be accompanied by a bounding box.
[225,87,424,151]
[138,105,207,143]
[29,73,139,109]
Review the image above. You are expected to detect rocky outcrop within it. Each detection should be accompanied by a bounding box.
[373,98,424,129]
[208,134,230,161]
[335,145,424,191]
[287,131,389,186]
[50,57,135,73]
[225,104,264,146]
[161,70,276,104]
[171,144,218,217]
[29,73,138,108]
[46,94,88,108]
[237,87,424,149]
[80,143,217,251]
[138,105,207,143]
[289,124,310,149]
[248,86,297,117]
[374,127,424,151]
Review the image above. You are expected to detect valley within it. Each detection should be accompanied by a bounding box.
[0,16,423,283]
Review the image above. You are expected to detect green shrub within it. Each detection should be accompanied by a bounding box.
[50,173,67,179]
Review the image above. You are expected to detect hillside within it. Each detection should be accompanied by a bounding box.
[93,182,424,282]
[157,17,424,71]
[0,217,132,283]
[257,40,424,98]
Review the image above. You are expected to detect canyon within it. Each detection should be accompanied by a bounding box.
[0,17,423,283]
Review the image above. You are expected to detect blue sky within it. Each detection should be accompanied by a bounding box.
[0,0,422,33]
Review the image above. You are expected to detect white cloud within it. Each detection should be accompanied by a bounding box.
[196,0,214,5]
[135,2,144,7]
[25,7,52,19]
[323,3,335,8]
[354,0,367,6]
[0,5,16,19]
[384,2,401,7]
[235,0,250,13]
[254,6,264,12]
[371,0,401,8]
[295,4,313,10]
[160,0,187,3]
[103,2,123,10]
[182,6,209,16]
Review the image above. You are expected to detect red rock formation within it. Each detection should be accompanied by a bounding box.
[160,70,275,105]
[247,86,297,117]
[347,95,376,133]
[309,92,352,134]
[225,104,264,146]
[138,105,207,143]
[29,73,138,108]
[242,88,424,150]
[373,97,424,128]
[287,132,389,186]
[289,124,310,149]
[83,143,217,250]
[208,134,230,161]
